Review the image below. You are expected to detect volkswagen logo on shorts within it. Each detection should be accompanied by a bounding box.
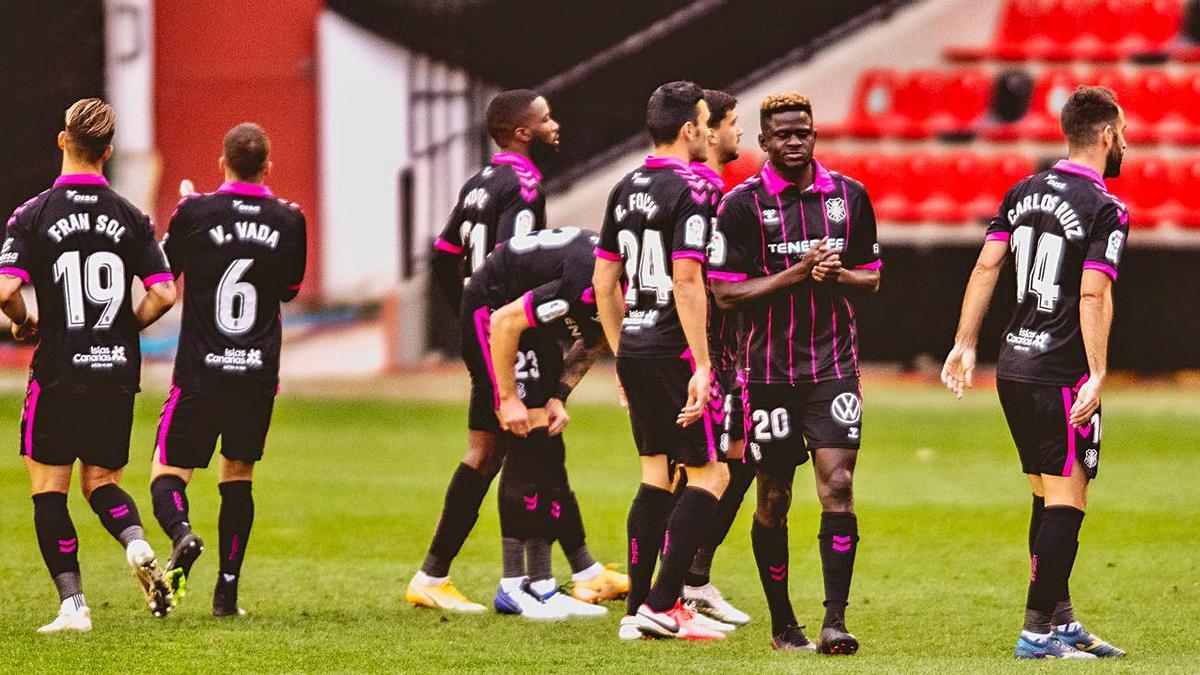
[831,392,861,426]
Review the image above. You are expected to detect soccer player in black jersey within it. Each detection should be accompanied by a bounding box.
[942,86,1128,661]
[594,81,731,641]
[413,90,628,611]
[465,227,609,620]
[146,123,306,618]
[0,99,178,632]
[709,93,882,654]
[679,89,754,627]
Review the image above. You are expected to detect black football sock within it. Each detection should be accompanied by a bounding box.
[88,484,145,547]
[625,483,672,615]
[1028,494,1045,557]
[644,486,718,612]
[686,459,755,587]
[421,463,492,578]
[752,520,797,634]
[151,475,193,545]
[1025,506,1084,633]
[218,481,254,578]
[501,537,525,580]
[525,538,553,584]
[553,489,597,574]
[33,492,85,603]
[818,511,859,629]
[1053,539,1081,625]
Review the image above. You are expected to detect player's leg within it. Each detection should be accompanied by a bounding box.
[149,385,216,601]
[527,434,605,618]
[803,378,864,655]
[212,457,255,617]
[26,456,90,633]
[683,396,755,627]
[211,388,274,618]
[558,462,630,604]
[409,304,505,610]
[494,434,563,620]
[811,447,860,654]
[79,392,171,617]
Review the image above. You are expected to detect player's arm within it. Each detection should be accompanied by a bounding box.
[137,279,177,329]
[0,275,35,341]
[546,332,608,436]
[487,295,535,437]
[940,239,1008,398]
[132,213,178,329]
[668,197,715,427]
[1071,270,1113,426]
[592,257,624,355]
[433,204,467,313]
[710,241,830,310]
[0,211,37,340]
[281,211,308,303]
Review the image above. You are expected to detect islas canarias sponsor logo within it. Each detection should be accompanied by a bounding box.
[73,345,127,369]
[205,348,264,372]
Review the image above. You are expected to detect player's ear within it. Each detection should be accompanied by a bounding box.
[57,131,67,151]
[262,160,272,179]
[758,131,768,153]
[100,145,113,163]
[218,155,227,175]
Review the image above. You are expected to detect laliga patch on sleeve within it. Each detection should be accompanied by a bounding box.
[1106,231,1124,264]
[685,214,707,248]
[873,242,881,256]
[514,209,535,237]
[535,299,569,323]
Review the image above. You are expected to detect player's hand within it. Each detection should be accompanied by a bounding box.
[811,254,843,283]
[794,238,832,278]
[497,395,531,437]
[179,179,196,197]
[546,398,569,436]
[616,374,628,409]
[678,364,711,427]
[11,315,37,343]
[940,343,976,399]
[1069,375,1103,427]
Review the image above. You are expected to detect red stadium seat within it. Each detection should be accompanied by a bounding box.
[854,154,909,222]
[918,151,986,223]
[1128,0,1184,54]
[887,70,948,138]
[1172,157,1200,228]
[1120,69,1174,143]
[892,152,945,222]
[946,0,1058,61]
[986,153,1037,207]
[983,69,1080,141]
[926,69,994,136]
[823,69,902,139]
[720,150,764,191]
[1107,156,1171,227]
[1162,72,1200,145]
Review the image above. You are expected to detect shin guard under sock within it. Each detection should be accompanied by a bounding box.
[752,520,796,633]
[644,487,718,612]
[88,484,145,547]
[1025,506,1084,633]
[218,481,254,578]
[151,475,193,545]
[421,463,492,577]
[818,511,859,629]
[625,484,672,615]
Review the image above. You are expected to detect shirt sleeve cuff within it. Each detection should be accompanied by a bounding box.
[1082,261,1118,281]
[522,291,538,327]
[594,247,622,261]
[671,250,705,262]
[142,272,174,290]
[0,267,29,284]
[853,259,883,271]
[707,270,747,282]
[434,237,464,255]
[985,232,1011,243]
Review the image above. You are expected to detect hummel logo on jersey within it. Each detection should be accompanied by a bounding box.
[535,299,569,323]
[231,199,262,215]
[1044,174,1068,191]
[824,197,847,223]
[831,392,862,426]
[762,209,779,225]
[64,190,98,204]
[0,238,16,266]
[631,172,652,186]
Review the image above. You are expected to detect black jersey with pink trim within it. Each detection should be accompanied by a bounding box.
[468,227,601,343]
[691,162,739,372]
[596,156,712,358]
[164,182,307,392]
[711,160,881,385]
[435,152,547,278]
[1,174,171,393]
[984,159,1129,386]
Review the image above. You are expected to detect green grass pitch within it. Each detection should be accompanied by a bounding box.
[0,385,1197,672]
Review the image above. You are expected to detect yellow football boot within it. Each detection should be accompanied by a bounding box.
[406,575,487,613]
[571,563,630,603]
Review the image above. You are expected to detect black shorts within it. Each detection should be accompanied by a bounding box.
[461,299,563,433]
[997,378,1100,479]
[744,378,862,470]
[156,384,276,469]
[714,366,745,455]
[19,381,135,469]
[616,354,721,467]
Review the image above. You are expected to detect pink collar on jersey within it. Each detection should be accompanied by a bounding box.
[761,158,835,196]
[54,173,108,187]
[1052,159,1107,189]
[689,162,725,192]
[217,181,274,198]
[492,152,542,181]
[644,155,693,171]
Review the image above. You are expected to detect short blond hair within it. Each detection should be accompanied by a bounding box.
[760,92,812,127]
[64,98,115,163]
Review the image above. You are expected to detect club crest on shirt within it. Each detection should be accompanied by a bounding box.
[824,197,847,223]
[1084,448,1098,469]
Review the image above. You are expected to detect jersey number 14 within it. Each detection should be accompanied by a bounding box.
[1011,226,1063,313]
